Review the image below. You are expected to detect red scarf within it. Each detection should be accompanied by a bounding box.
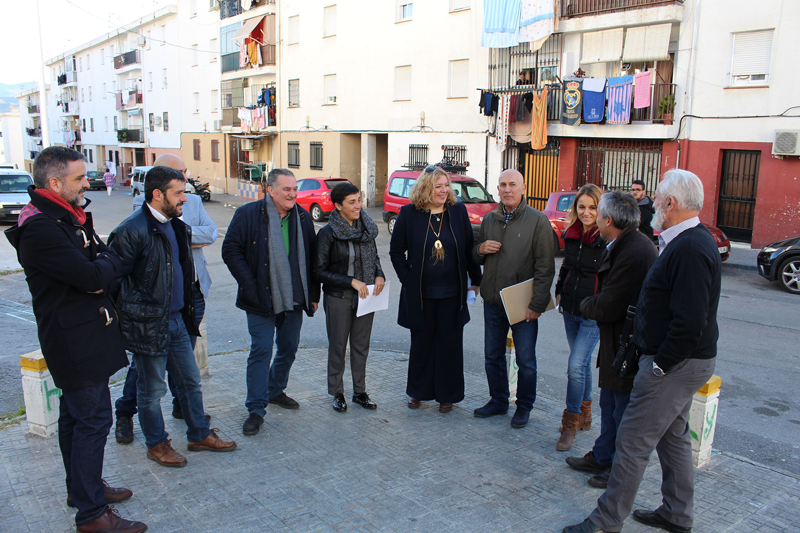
[564,222,601,244]
[35,188,87,225]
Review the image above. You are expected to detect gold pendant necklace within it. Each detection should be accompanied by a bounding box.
[429,213,444,249]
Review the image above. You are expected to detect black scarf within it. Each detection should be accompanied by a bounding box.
[328,208,379,284]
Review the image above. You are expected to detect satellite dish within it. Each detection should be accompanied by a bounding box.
[242,0,252,9]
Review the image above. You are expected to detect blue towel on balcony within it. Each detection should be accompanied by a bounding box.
[583,78,606,123]
[484,0,522,33]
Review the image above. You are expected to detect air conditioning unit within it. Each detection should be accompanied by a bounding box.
[213,119,221,130]
[773,130,800,156]
[240,139,254,150]
[137,36,146,47]
[209,0,220,10]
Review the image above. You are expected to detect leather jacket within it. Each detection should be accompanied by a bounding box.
[313,224,385,299]
[108,204,199,357]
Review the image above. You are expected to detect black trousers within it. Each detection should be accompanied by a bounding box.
[407,295,465,404]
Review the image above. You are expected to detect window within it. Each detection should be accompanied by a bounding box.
[149,72,153,91]
[161,25,166,46]
[104,117,108,132]
[192,45,199,66]
[397,2,413,22]
[220,23,243,55]
[389,177,408,197]
[163,112,169,132]
[88,86,92,101]
[729,29,774,86]
[149,113,155,131]
[288,16,300,45]
[450,0,470,11]
[288,79,300,107]
[211,140,220,162]
[211,89,219,112]
[108,150,113,161]
[146,31,151,50]
[323,5,336,37]
[100,48,105,64]
[193,139,201,160]
[79,57,83,71]
[299,179,320,191]
[193,92,200,113]
[210,38,218,62]
[90,118,94,132]
[324,74,337,104]
[88,149,93,163]
[310,142,323,169]
[448,59,469,98]
[102,83,106,99]
[162,68,168,89]
[190,0,198,17]
[407,144,428,168]
[395,65,412,101]
[288,142,300,167]
[113,116,118,131]
[86,53,90,70]
[81,88,84,102]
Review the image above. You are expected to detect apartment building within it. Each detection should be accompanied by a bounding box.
[17,87,45,173]
[487,0,798,247]
[0,109,24,169]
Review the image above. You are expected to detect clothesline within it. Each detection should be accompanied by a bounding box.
[477,84,558,96]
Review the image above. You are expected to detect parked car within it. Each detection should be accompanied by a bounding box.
[0,169,33,222]
[543,190,731,260]
[295,177,353,221]
[86,170,105,190]
[382,170,497,235]
[129,166,154,197]
[757,236,800,294]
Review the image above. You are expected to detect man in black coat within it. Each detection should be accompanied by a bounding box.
[564,192,657,489]
[221,168,320,437]
[564,169,721,533]
[631,179,655,241]
[109,166,236,468]
[5,147,146,533]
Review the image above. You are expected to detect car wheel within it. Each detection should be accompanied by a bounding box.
[388,214,397,234]
[777,257,800,294]
[311,204,324,222]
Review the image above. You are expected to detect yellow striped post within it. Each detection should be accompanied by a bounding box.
[19,350,61,437]
[689,374,721,467]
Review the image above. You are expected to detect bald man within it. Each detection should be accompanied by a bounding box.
[115,154,217,444]
[471,169,555,429]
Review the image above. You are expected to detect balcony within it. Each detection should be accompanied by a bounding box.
[62,101,79,115]
[220,45,276,74]
[220,0,241,19]
[26,127,41,137]
[27,105,40,115]
[117,129,144,143]
[222,107,240,127]
[114,50,141,70]
[125,90,143,108]
[631,83,676,123]
[221,52,240,73]
[560,0,683,18]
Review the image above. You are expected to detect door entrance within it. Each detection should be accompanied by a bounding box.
[504,138,560,211]
[717,149,760,242]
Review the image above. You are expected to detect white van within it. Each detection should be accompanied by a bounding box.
[129,166,154,197]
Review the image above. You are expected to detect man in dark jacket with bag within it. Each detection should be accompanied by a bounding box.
[108,166,236,469]
[5,147,146,532]
[221,168,320,436]
[564,191,657,489]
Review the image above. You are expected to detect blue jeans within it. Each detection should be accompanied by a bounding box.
[133,315,210,449]
[58,382,112,526]
[563,310,600,414]
[483,302,539,411]
[246,310,303,417]
[592,388,631,467]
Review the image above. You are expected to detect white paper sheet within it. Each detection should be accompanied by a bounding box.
[356,281,391,317]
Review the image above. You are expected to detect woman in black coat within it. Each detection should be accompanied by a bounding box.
[313,183,385,413]
[389,167,481,413]
[554,183,606,451]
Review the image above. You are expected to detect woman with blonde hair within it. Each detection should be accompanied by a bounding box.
[554,183,606,450]
[389,166,481,413]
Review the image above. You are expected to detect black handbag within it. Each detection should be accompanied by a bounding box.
[611,302,640,379]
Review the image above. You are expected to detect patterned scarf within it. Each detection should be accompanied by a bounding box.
[327,208,379,284]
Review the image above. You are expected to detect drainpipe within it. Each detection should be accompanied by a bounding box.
[680,0,703,170]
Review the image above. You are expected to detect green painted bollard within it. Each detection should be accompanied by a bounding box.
[689,375,721,467]
[20,350,62,437]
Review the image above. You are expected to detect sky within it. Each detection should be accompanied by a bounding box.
[0,0,173,86]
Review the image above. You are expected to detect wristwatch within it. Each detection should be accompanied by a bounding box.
[652,361,665,377]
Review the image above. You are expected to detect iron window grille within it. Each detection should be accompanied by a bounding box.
[404,144,428,169]
[288,142,300,168]
[310,142,323,170]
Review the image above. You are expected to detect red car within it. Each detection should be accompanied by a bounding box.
[382,169,498,236]
[543,191,730,260]
[295,177,353,221]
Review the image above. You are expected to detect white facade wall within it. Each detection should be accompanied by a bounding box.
[0,112,24,169]
[75,41,121,169]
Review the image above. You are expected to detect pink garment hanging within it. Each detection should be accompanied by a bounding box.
[634,71,652,109]
[259,109,266,129]
[496,95,510,153]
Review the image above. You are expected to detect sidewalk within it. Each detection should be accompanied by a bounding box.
[1,348,797,532]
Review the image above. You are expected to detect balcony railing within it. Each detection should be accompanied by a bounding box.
[222,107,240,127]
[221,52,240,73]
[261,44,275,66]
[27,105,40,114]
[26,127,42,137]
[62,101,79,114]
[117,129,143,143]
[560,0,683,18]
[114,50,141,69]
[220,0,241,19]
[632,83,677,123]
[126,90,143,107]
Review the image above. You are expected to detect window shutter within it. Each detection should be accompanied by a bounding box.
[622,23,672,63]
[395,66,412,100]
[449,60,469,98]
[731,29,773,76]
[581,28,624,64]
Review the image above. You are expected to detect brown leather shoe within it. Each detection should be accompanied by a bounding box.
[187,429,237,452]
[76,507,147,533]
[67,479,133,508]
[147,440,187,468]
[556,410,581,451]
[439,403,453,413]
[407,397,421,409]
[578,400,592,430]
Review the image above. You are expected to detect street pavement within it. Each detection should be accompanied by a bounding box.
[1,189,799,531]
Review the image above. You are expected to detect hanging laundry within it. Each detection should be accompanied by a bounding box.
[509,103,532,144]
[478,90,486,113]
[560,78,582,126]
[248,41,259,66]
[607,75,634,124]
[634,71,652,109]
[484,0,522,33]
[582,78,606,123]
[495,95,511,152]
[484,92,494,117]
[519,0,555,44]
[482,28,520,49]
[239,42,248,67]
[515,94,527,121]
[509,95,518,123]
[259,108,266,129]
[530,86,548,149]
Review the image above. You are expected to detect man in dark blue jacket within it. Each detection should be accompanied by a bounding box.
[564,169,721,533]
[6,147,146,533]
[222,168,320,436]
[108,166,236,468]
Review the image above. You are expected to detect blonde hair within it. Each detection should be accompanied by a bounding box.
[565,183,603,229]
[408,167,458,210]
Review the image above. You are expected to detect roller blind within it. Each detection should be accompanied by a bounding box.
[622,23,672,62]
[581,28,624,64]
[731,29,774,76]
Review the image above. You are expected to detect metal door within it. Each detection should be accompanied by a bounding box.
[718,150,760,242]
[524,138,560,211]
[575,138,662,195]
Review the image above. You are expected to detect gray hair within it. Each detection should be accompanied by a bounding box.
[32,146,86,189]
[266,168,294,189]
[657,169,704,211]
[598,191,641,230]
